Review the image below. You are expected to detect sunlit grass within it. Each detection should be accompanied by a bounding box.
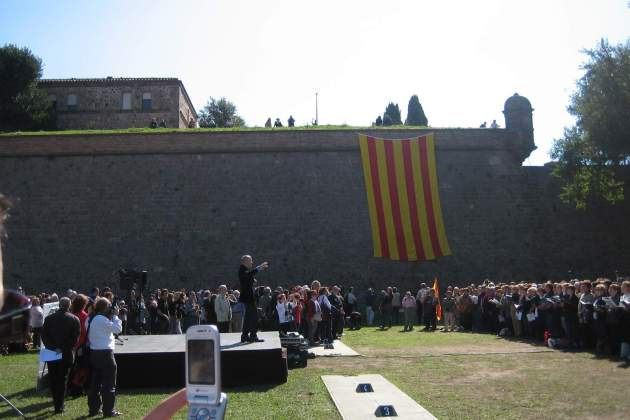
[1,329,628,419]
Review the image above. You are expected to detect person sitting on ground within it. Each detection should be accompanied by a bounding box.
[149,118,158,129]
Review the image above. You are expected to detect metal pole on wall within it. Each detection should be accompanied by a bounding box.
[315,92,319,126]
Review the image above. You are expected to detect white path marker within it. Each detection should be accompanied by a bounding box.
[322,374,437,420]
[309,340,360,357]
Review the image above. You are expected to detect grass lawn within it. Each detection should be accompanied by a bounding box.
[1,328,629,419]
[0,125,434,137]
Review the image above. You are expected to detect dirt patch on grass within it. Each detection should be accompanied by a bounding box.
[450,365,518,385]
[355,341,553,358]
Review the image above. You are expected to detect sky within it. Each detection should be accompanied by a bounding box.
[1,0,629,165]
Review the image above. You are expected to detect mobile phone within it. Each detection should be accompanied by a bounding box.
[186,325,221,406]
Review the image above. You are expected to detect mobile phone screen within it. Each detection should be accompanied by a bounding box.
[188,339,215,385]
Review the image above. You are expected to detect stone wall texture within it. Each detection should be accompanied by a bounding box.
[0,129,628,294]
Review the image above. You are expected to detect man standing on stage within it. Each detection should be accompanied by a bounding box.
[239,254,268,343]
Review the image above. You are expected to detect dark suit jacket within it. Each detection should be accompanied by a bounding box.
[238,264,259,304]
[41,309,81,364]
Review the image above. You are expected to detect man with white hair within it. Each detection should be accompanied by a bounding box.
[214,284,232,333]
[41,296,81,414]
[238,254,268,343]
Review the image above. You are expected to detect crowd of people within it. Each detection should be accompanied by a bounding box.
[366,278,630,360]
[26,276,630,356]
[11,271,630,416]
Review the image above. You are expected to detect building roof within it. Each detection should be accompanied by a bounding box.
[38,77,196,115]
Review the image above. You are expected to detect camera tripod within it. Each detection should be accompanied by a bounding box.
[0,392,26,418]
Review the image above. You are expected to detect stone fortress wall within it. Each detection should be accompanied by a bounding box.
[1,95,629,294]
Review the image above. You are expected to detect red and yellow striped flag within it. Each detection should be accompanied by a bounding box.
[359,134,451,261]
[433,277,442,321]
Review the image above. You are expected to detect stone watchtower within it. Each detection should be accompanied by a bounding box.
[503,93,536,161]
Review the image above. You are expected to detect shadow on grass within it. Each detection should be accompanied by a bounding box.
[223,383,284,393]
[2,387,39,400]
[0,401,51,419]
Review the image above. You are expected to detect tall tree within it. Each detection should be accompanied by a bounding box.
[551,39,630,209]
[0,44,55,131]
[382,102,402,126]
[405,94,428,126]
[197,97,245,128]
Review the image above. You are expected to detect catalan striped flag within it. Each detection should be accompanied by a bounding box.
[358,134,451,261]
[432,277,442,321]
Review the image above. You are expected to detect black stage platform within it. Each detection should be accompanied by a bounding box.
[114,331,287,388]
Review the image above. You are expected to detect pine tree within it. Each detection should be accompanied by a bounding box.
[383,103,402,126]
[405,95,428,126]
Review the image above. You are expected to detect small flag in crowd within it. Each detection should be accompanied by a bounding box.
[358,134,451,262]
[433,277,442,321]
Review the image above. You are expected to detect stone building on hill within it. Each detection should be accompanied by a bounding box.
[38,77,197,130]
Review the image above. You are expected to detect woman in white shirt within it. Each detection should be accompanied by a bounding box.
[87,297,123,418]
[29,296,44,348]
[276,293,293,334]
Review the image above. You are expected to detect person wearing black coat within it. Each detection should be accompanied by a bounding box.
[41,297,81,414]
[561,285,579,347]
[239,254,268,343]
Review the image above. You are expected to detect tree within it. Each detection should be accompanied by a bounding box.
[197,97,245,128]
[382,102,402,126]
[0,44,55,131]
[375,115,383,126]
[551,39,630,209]
[405,94,428,126]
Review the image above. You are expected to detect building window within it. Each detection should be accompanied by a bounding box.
[142,92,152,111]
[67,94,77,111]
[48,95,57,110]
[122,92,132,110]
